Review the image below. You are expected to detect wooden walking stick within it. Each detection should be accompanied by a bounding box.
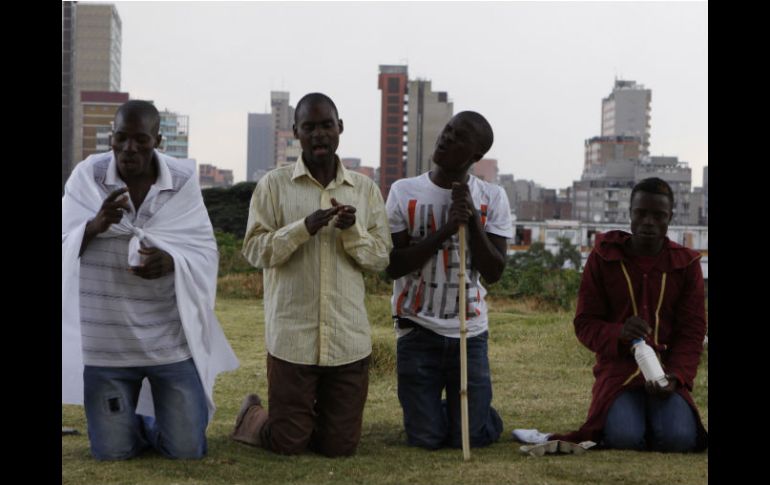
[458,224,471,461]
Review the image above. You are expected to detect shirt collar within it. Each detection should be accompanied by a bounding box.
[291,154,355,188]
[104,149,173,190]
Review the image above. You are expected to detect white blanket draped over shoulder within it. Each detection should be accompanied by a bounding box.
[61,151,239,419]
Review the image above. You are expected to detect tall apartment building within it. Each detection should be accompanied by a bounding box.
[636,156,692,224]
[601,79,651,159]
[246,113,274,181]
[62,2,76,192]
[377,66,454,197]
[583,135,641,171]
[271,91,296,168]
[405,79,454,179]
[572,156,692,225]
[518,188,573,222]
[571,78,696,225]
[276,131,301,168]
[79,90,129,160]
[377,65,409,196]
[571,179,635,224]
[580,135,639,220]
[498,174,516,211]
[159,110,189,159]
[71,3,122,172]
[246,91,297,181]
[513,179,542,211]
[690,186,705,226]
[271,91,294,132]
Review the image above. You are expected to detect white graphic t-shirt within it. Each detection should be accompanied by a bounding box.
[386,173,513,338]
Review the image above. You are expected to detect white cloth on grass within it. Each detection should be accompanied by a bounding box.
[512,428,553,444]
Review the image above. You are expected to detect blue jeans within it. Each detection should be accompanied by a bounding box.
[83,358,208,460]
[603,388,697,452]
[397,325,503,449]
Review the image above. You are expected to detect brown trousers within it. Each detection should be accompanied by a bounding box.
[260,353,370,457]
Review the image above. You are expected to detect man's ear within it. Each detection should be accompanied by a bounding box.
[154,133,163,149]
[338,118,344,134]
[293,124,298,139]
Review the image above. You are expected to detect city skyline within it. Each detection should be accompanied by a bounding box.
[114,1,707,188]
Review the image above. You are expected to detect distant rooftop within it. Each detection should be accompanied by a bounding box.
[614,79,647,90]
[379,65,408,74]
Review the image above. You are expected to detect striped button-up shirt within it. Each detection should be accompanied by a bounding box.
[79,154,192,367]
[242,157,391,366]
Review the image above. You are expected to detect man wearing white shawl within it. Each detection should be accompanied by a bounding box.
[62,100,238,460]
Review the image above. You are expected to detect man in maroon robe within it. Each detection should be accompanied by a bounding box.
[550,177,707,452]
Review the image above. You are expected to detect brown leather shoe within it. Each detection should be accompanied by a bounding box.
[231,394,268,447]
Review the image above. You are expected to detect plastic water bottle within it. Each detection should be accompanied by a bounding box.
[631,338,669,387]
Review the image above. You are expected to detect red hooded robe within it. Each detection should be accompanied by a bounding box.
[550,230,708,450]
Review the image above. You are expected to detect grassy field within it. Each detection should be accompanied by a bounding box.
[62,295,708,485]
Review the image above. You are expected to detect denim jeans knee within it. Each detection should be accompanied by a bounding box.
[143,359,209,459]
[84,359,208,460]
[603,389,647,450]
[648,392,697,453]
[83,366,149,460]
[397,328,502,449]
[447,332,502,448]
[397,328,449,449]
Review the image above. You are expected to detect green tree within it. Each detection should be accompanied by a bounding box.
[553,236,582,270]
[215,231,255,275]
[202,181,256,237]
[490,239,582,310]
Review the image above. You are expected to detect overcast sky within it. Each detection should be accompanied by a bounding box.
[113,1,708,188]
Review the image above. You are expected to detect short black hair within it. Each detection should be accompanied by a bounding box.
[631,177,675,209]
[294,93,339,124]
[115,100,160,134]
[456,111,494,157]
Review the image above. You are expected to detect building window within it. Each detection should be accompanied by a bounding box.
[388,78,400,93]
[387,116,399,124]
[386,146,398,155]
[387,126,399,135]
[388,95,400,103]
[386,136,399,144]
[387,105,400,114]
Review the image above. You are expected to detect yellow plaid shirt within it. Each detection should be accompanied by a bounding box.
[242,157,392,366]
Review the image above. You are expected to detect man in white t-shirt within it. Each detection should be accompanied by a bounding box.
[385,111,513,449]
